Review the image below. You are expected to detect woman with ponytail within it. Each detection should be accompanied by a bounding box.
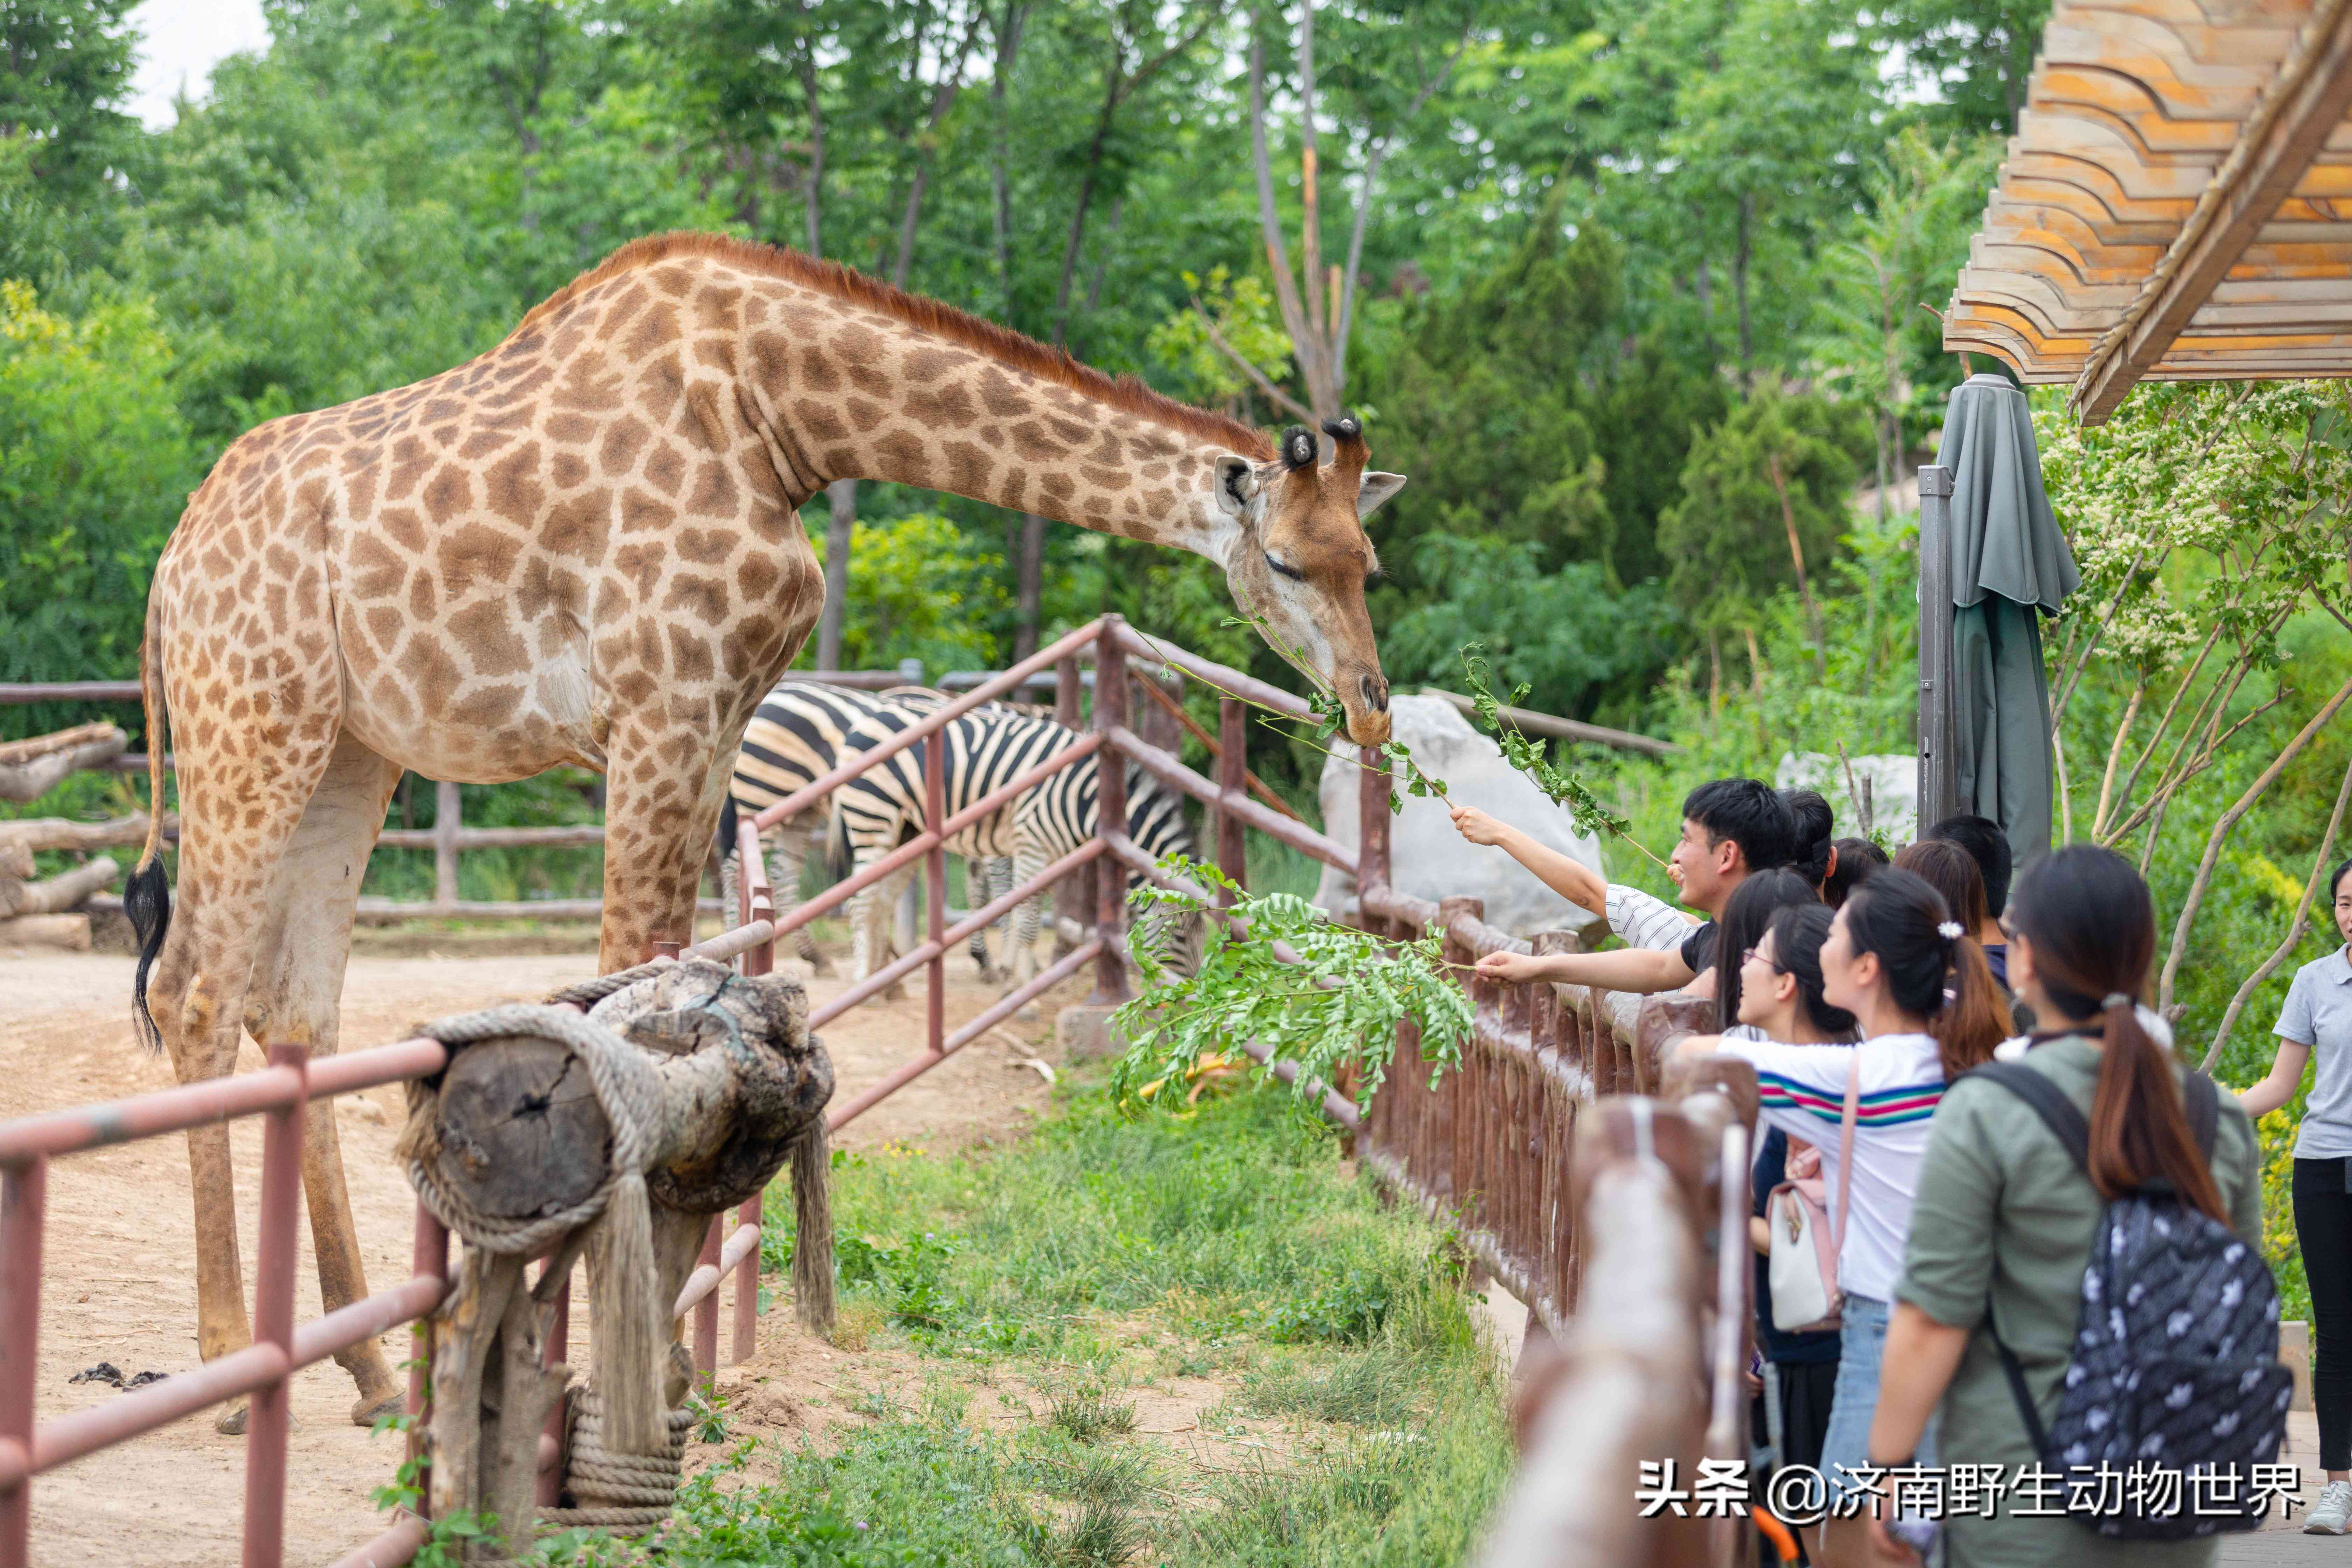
[1864,846,2263,1567]
[1675,869,2003,1558]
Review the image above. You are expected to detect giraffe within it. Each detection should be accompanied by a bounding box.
[125,231,1404,1429]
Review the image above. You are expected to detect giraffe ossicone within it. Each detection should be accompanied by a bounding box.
[123,230,1405,1422]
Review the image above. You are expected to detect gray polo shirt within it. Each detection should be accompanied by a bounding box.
[2277,945,2352,1158]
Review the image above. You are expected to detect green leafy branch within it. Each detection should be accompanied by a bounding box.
[1456,645,1664,867]
[1110,859,1473,1117]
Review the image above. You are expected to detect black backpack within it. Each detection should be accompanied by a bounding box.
[1971,1062,2292,1540]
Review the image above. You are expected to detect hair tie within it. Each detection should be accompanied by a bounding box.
[1937,921,1963,941]
[2102,992,2133,1011]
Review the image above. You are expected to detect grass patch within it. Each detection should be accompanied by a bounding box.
[555,1074,1513,1565]
[1045,1385,1138,1444]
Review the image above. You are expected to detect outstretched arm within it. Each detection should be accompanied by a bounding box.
[1472,944,1696,993]
[1451,804,1606,917]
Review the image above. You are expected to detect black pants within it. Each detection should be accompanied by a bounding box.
[2294,1159,2352,1471]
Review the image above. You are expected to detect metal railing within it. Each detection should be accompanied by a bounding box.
[0,611,1738,1567]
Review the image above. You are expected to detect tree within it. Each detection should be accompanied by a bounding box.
[1810,127,1997,522]
[1655,384,1870,651]
[1875,0,2049,134]
[0,283,198,723]
[1242,0,1472,419]
[2034,382,2352,1022]
[0,0,139,280]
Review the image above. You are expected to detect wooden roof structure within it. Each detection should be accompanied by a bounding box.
[1941,0,2352,423]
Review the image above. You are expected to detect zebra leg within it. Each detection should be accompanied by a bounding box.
[846,857,917,1000]
[1004,845,1050,997]
[769,837,831,975]
[962,855,999,981]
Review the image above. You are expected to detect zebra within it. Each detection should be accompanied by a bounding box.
[716,682,1010,979]
[825,704,1204,993]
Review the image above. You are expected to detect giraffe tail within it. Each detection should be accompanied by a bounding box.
[126,591,173,1053]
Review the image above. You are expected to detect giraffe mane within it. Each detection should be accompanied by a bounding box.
[510,231,1279,461]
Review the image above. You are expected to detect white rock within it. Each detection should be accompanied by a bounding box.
[1775,751,1918,845]
[1312,696,1606,938]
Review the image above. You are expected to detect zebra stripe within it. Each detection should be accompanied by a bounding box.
[827,706,1198,988]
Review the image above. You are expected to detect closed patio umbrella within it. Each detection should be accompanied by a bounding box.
[1924,372,2080,871]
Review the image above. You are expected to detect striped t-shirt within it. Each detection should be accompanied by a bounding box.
[1716,1034,1946,1303]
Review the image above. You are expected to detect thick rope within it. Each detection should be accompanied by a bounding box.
[536,1386,699,1540]
[406,1002,671,1455]
[545,960,672,1009]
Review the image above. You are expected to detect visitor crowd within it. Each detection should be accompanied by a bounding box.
[1448,778,2352,1567]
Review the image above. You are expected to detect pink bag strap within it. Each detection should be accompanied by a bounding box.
[1832,1051,1860,1252]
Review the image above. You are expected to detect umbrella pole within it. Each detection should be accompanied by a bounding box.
[1916,464,1961,831]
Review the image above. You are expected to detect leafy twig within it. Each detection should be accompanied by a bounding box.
[1456,646,1663,867]
[1110,859,1473,1116]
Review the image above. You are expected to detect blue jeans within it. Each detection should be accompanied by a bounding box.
[1820,1294,1938,1500]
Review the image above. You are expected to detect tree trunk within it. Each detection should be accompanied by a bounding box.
[816,479,857,670]
[988,2,1028,320]
[1734,190,1754,388]
[1082,198,1125,317]
[1014,513,1047,662]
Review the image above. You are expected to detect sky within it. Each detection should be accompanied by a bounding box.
[125,0,273,131]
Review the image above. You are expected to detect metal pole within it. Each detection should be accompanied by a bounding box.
[433,781,462,905]
[0,1157,45,1568]
[407,1204,447,1521]
[1090,618,1131,1006]
[925,729,947,1057]
[1216,698,1247,902]
[1917,464,1960,830]
[1054,654,1088,951]
[242,1045,308,1568]
[734,839,770,1366]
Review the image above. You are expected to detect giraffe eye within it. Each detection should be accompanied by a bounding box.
[1265,553,1304,582]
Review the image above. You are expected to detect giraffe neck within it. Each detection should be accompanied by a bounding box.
[737,272,1247,563]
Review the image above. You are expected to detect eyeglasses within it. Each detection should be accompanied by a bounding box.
[1741,945,1787,975]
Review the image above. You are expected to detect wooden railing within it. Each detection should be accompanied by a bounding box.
[0,615,1747,1566]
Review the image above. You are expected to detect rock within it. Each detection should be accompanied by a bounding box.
[737,1381,805,1429]
[1312,696,1606,939]
[1774,752,1917,845]
[1055,1003,1129,1062]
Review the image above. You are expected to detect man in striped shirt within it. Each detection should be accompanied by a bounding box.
[1452,778,1798,995]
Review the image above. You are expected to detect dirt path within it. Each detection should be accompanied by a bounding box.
[0,938,1091,1566]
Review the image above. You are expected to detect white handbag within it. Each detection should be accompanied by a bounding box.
[1765,1054,1858,1334]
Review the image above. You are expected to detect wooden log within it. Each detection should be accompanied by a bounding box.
[0,814,171,856]
[0,915,90,951]
[427,1252,525,1524]
[432,1040,614,1226]
[0,726,126,802]
[0,722,120,768]
[0,857,119,919]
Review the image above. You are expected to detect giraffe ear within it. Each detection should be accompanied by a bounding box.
[1214,455,1260,518]
[1357,471,1406,519]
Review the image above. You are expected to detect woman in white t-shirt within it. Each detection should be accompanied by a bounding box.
[1677,868,2007,1564]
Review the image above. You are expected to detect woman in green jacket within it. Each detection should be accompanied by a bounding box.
[1862,845,2264,1568]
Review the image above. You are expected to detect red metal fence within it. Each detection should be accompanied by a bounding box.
[0,613,1741,1567]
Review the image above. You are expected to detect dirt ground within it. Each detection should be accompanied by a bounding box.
[0,927,1093,1566]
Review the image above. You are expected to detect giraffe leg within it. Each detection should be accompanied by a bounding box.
[597,724,715,971]
[144,726,341,1434]
[240,732,406,1424]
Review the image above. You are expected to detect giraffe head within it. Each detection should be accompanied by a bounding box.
[1214,415,1404,747]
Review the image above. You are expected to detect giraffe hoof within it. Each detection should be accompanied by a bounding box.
[352,1389,405,1428]
[215,1403,247,1436]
